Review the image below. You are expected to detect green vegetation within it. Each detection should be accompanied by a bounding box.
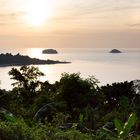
[0,65,140,139]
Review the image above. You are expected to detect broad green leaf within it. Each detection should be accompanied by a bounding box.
[120,113,136,138]
[114,118,123,135]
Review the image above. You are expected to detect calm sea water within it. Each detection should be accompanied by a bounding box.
[0,47,140,90]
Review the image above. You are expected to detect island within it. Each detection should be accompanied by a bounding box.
[0,53,70,67]
[110,49,122,53]
[42,49,58,54]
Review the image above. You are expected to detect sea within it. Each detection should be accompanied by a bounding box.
[0,47,140,90]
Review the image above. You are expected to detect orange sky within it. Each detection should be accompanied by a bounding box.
[0,0,140,48]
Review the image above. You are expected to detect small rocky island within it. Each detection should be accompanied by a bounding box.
[110,49,122,53]
[0,53,70,67]
[42,49,58,54]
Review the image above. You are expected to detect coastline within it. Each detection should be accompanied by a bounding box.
[0,53,71,67]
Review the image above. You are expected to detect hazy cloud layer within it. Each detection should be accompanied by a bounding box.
[46,0,140,31]
[128,23,140,27]
[0,0,140,29]
[0,0,140,48]
[0,12,24,25]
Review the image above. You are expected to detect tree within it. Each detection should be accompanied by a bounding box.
[101,81,134,110]
[9,65,45,101]
[57,73,100,114]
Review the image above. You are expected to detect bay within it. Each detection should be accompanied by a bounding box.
[0,47,140,90]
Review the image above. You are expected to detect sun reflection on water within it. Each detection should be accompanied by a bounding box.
[27,48,43,58]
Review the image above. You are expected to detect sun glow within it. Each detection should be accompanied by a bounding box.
[23,0,52,27]
[28,48,43,58]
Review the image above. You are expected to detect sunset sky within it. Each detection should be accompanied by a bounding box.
[0,0,140,48]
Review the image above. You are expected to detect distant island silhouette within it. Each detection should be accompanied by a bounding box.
[0,53,70,67]
[110,49,122,53]
[42,49,58,54]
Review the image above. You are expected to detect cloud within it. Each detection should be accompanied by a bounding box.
[128,23,140,27]
[49,0,140,23]
[0,12,23,19]
[62,0,140,16]
[0,12,24,26]
[0,23,6,26]
[0,13,16,17]
[1,0,140,30]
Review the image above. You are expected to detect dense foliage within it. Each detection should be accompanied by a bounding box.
[0,65,140,139]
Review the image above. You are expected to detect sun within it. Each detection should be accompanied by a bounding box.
[23,0,52,27]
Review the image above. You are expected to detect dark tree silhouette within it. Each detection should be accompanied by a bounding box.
[9,65,45,102]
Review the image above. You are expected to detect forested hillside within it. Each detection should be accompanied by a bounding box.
[0,65,139,140]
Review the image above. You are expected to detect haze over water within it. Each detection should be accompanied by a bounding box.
[0,0,140,91]
[0,47,140,90]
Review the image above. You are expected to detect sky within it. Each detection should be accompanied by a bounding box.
[0,0,140,48]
